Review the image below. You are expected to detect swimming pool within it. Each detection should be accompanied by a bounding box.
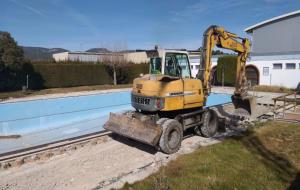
[0,90,231,153]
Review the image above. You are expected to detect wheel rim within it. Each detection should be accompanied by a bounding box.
[168,129,180,149]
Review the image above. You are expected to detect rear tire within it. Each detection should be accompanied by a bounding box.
[159,119,183,154]
[199,110,218,138]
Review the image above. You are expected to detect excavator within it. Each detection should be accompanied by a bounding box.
[104,25,256,154]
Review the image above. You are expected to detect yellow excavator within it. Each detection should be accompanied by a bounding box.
[104,25,256,154]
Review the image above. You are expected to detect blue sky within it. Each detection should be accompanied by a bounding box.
[1,0,300,51]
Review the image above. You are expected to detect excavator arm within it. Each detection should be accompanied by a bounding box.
[198,25,255,114]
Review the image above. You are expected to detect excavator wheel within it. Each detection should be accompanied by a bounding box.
[159,119,183,154]
[199,110,218,138]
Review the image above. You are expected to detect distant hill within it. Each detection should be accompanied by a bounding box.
[22,46,68,61]
[86,48,110,53]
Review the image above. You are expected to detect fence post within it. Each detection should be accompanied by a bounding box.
[222,67,224,87]
[274,99,277,119]
[294,92,297,112]
[26,74,29,89]
[283,95,286,118]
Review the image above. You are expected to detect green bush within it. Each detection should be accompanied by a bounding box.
[31,62,149,88]
[216,55,237,86]
[33,63,112,88]
[0,62,44,92]
[123,63,149,83]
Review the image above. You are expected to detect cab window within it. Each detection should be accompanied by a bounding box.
[164,53,191,78]
[150,57,162,74]
[176,54,191,78]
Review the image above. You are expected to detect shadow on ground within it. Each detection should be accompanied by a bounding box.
[109,133,158,154]
[288,172,300,190]
[232,130,299,188]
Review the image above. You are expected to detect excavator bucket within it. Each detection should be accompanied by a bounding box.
[231,95,256,115]
[104,112,162,146]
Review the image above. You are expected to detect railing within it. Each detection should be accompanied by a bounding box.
[273,92,300,119]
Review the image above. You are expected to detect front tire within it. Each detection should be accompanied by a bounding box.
[159,119,183,154]
[199,110,218,138]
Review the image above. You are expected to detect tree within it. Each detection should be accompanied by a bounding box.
[101,42,128,85]
[0,32,24,70]
[0,32,43,91]
[212,50,224,55]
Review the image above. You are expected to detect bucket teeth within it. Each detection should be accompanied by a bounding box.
[104,112,162,146]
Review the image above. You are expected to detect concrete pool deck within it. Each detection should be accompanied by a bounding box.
[1,88,132,103]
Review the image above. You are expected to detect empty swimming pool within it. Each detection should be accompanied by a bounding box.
[0,90,231,154]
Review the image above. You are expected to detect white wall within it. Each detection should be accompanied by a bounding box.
[52,52,69,61]
[250,59,300,88]
[188,55,300,88]
[124,52,149,63]
[189,57,217,78]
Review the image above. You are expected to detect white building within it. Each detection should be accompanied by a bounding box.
[244,10,300,88]
[53,51,149,64]
[189,10,300,88]
[189,52,217,78]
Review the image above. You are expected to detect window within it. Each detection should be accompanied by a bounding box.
[273,63,282,69]
[263,67,269,76]
[164,53,191,78]
[150,57,162,74]
[286,63,296,69]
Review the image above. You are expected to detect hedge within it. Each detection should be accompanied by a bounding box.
[123,64,149,83]
[216,55,237,86]
[32,63,149,88]
[33,63,112,88]
[0,63,44,92]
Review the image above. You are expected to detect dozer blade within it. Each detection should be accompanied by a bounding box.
[104,112,162,146]
[231,95,256,115]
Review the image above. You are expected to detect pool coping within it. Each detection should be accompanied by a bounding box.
[1,88,132,104]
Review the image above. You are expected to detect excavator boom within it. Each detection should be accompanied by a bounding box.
[198,25,255,114]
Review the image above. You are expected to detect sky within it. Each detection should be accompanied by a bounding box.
[1,0,300,51]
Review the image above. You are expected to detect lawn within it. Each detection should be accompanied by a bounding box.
[120,121,300,190]
[0,84,132,99]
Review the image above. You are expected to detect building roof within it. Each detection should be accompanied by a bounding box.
[244,10,300,33]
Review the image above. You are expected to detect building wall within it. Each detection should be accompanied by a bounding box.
[124,52,149,63]
[249,58,300,88]
[52,52,69,61]
[68,53,105,62]
[189,55,300,88]
[53,51,147,63]
[252,15,300,54]
[189,56,217,78]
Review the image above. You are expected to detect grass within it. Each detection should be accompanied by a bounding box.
[119,121,300,190]
[252,85,293,93]
[0,84,132,99]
